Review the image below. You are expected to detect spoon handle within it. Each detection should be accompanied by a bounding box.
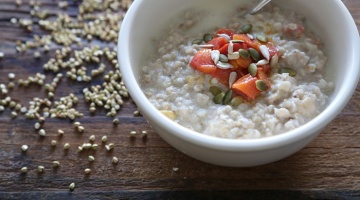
[249,0,272,15]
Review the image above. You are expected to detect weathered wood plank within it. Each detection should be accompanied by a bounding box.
[0,190,359,200]
[0,115,360,191]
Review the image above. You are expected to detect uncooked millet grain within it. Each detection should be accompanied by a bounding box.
[129,131,137,138]
[89,135,95,142]
[38,129,46,136]
[112,156,119,164]
[82,143,92,150]
[8,73,15,80]
[69,182,75,191]
[63,143,70,150]
[91,144,98,150]
[38,165,45,173]
[105,143,114,151]
[21,167,27,174]
[88,155,95,162]
[84,168,91,174]
[58,129,64,136]
[52,161,60,168]
[21,145,28,152]
[101,135,107,143]
[51,140,57,146]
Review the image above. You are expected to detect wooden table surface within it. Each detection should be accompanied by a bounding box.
[0,0,359,199]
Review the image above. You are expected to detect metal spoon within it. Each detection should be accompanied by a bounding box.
[249,0,272,15]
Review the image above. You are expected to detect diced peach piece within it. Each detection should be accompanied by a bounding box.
[233,34,261,52]
[256,68,271,89]
[207,37,228,50]
[232,74,261,100]
[228,57,253,69]
[189,49,217,75]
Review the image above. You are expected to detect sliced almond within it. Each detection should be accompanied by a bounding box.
[231,40,244,43]
[259,45,270,60]
[228,41,234,54]
[228,52,240,60]
[247,33,254,40]
[216,61,233,69]
[256,59,269,66]
[270,54,279,67]
[211,50,220,64]
[198,44,214,48]
[229,72,237,88]
[217,34,231,41]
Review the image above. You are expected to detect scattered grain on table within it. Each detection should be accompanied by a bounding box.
[0,0,143,192]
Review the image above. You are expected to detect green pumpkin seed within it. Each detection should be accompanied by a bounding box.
[203,33,214,43]
[192,38,203,45]
[230,96,243,107]
[278,67,297,77]
[239,49,250,58]
[240,24,253,34]
[219,54,228,63]
[255,80,267,91]
[249,48,261,61]
[210,86,222,96]
[223,90,233,105]
[256,34,267,43]
[248,63,258,77]
[213,92,225,104]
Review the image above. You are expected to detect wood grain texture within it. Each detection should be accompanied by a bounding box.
[0,0,359,199]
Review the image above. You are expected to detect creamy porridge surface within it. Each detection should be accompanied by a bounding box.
[140,6,333,139]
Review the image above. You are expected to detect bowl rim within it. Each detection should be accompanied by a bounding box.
[118,0,360,152]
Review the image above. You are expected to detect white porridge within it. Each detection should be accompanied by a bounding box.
[140,5,333,139]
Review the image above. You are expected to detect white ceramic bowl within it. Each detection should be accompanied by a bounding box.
[118,0,360,167]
